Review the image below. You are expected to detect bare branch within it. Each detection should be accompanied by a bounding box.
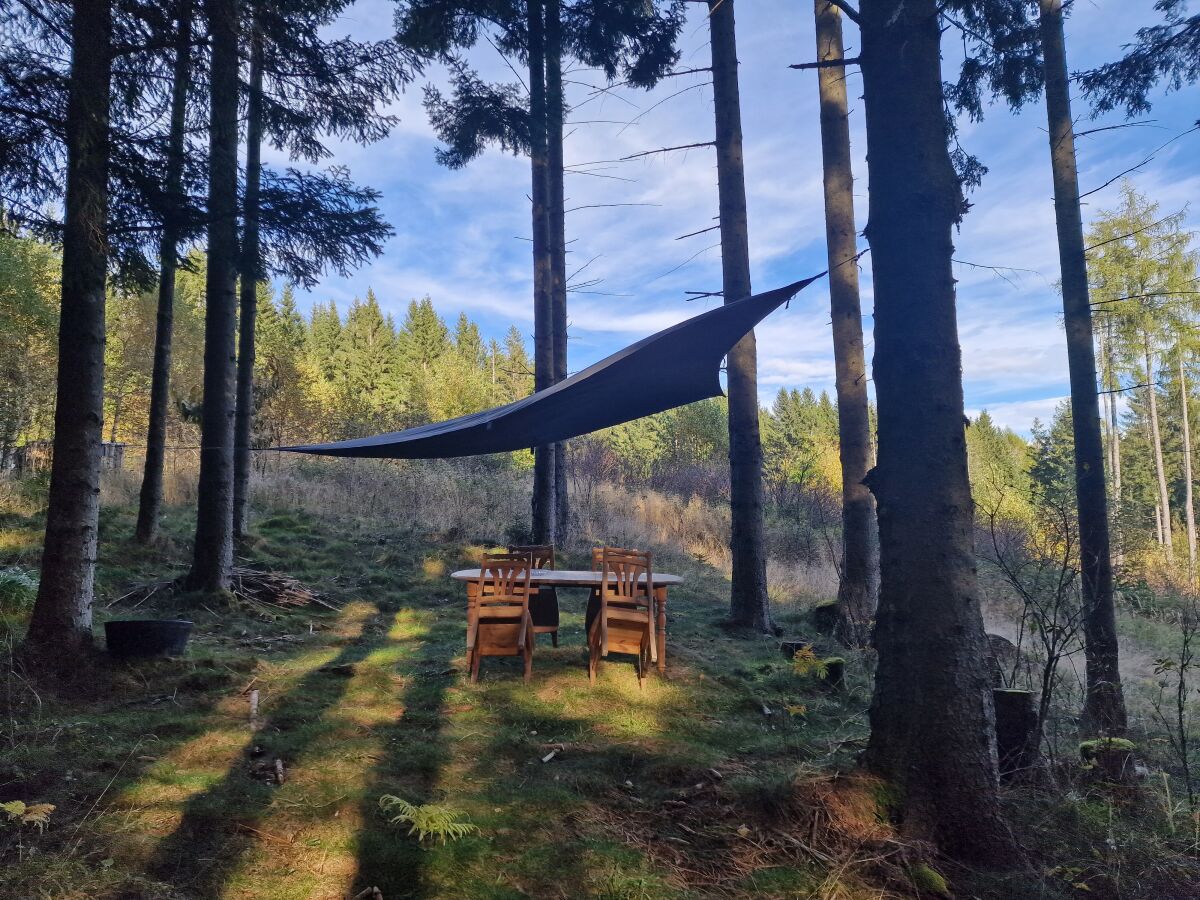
[619,141,715,161]
[789,56,861,71]
[675,224,720,241]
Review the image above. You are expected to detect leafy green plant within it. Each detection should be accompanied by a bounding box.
[791,644,829,680]
[378,795,478,845]
[1,800,55,831]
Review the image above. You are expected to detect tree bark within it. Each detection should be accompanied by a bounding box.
[813,0,877,647]
[1180,350,1198,579]
[708,0,772,633]
[25,0,113,659]
[233,15,264,541]
[1039,0,1127,736]
[1144,336,1173,563]
[136,0,192,544]
[546,0,569,541]
[858,0,1017,863]
[186,0,240,593]
[1101,319,1124,565]
[528,0,555,545]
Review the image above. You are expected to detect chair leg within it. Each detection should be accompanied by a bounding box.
[636,639,646,691]
[587,623,599,686]
[523,627,534,684]
[470,648,482,683]
[551,630,558,648]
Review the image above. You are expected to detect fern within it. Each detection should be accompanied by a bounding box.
[379,795,478,845]
[791,645,830,680]
[2,800,55,831]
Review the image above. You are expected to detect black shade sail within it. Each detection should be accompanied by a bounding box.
[281,276,821,459]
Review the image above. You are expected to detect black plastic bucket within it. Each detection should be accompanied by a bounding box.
[104,619,193,659]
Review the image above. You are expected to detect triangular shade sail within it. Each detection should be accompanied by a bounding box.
[281,276,820,459]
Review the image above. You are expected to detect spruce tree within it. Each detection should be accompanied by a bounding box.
[24,0,114,661]
[185,0,241,594]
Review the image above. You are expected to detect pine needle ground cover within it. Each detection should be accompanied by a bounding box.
[2,486,1199,898]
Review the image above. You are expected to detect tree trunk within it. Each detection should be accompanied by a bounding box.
[1144,335,1173,563]
[708,0,771,633]
[233,17,264,541]
[108,393,121,443]
[1102,318,1124,566]
[528,0,555,545]
[185,0,240,593]
[136,0,192,545]
[1180,349,1197,579]
[1039,0,1128,736]
[813,0,877,647]
[25,0,113,660]
[546,0,569,541]
[858,0,1017,863]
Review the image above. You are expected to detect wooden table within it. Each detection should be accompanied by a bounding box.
[450,569,683,673]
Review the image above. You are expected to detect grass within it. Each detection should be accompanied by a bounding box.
[0,491,875,899]
[4,473,1200,898]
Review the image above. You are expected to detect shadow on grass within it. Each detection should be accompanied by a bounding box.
[143,623,384,895]
[350,615,461,898]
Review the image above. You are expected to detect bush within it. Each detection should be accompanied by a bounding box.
[0,567,37,614]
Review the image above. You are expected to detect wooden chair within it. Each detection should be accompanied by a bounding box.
[588,548,657,688]
[509,544,559,647]
[584,546,650,638]
[467,554,534,683]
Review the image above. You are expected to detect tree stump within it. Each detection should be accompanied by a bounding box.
[811,600,839,634]
[1080,738,1138,783]
[985,633,1019,688]
[993,689,1039,780]
[823,656,845,688]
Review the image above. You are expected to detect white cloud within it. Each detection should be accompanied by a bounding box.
[288,0,1198,437]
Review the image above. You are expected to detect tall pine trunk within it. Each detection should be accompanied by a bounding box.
[528,0,555,544]
[1180,349,1197,578]
[709,0,772,633]
[1039,0,1127,735]
[1104,318,1124,565]
[136,0,191,544]
[186,0,240,593]
[858,0,1016,862]
[25,0,113,659]
[1144,335,1173,563]
[546,0,569,541]
[233,17,264,541]
[813,0,877,647]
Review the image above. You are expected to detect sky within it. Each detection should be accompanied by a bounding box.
[266,0,1200,436]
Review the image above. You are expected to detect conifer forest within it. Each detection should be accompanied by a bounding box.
[3,1,1200,897]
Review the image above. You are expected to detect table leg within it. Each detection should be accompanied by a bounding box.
[465,581,479,669]
[655,586,667,674]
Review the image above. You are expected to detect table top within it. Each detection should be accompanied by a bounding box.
[450,568,683,586]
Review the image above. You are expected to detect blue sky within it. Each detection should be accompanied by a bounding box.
[266,0,1200,435]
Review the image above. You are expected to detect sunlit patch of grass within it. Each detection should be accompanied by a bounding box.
[387,607,431,641]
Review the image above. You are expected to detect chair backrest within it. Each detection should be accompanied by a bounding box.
[509,544,555,570]
[600,548,652,605]
[477,553,532,605]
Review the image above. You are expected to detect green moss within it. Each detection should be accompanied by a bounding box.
[1079,737,1137,760]
[868,779,904,821]
[909,862,951,897]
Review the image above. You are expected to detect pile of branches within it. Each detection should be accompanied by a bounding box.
[229,567,339,612]
[106,568,338,613]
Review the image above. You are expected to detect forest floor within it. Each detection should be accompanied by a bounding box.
[2,486,1200,898]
